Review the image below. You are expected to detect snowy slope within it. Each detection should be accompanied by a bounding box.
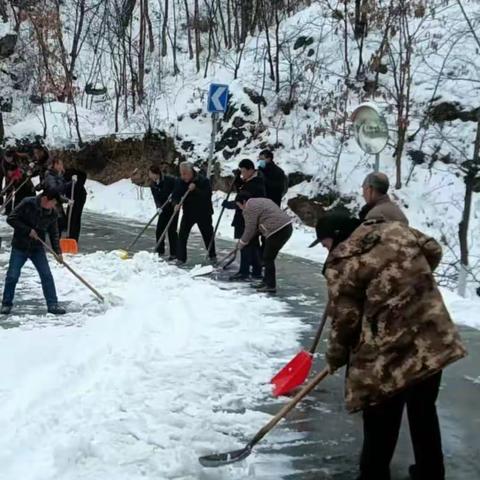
[0,248,305,479]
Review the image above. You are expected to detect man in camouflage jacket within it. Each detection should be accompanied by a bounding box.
[312,213,466,480]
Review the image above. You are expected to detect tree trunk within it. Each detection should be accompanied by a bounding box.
[458,115,480,296]
[194,0,201,72]
[0,111,4,143]
[274,4,281,94]
[162,0,169,56]
[184,0,194,59]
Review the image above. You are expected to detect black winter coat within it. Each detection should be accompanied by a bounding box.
[259,161,287,206]
[7,196,61,254]
[64,168,88,204]
[224,173,266,237]
[150,174,176,209]
[172,173,213,219]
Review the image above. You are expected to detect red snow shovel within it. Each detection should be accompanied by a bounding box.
[271,309,328,397]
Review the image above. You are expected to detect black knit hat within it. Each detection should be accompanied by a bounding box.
[309,213,361,248]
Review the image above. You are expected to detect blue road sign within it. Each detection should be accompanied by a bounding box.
[207,83,229,113]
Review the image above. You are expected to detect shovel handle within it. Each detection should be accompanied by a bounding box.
[309,308,329,355]
[205,176,237,260]
[38,238,105,302]
[249,367,329,449]
[154,190,189,252]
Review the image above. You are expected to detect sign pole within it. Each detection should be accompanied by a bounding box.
[375,152,380,172]
[207,112,218,179]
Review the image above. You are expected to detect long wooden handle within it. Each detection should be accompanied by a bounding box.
[0,176,30,214]
[205,176,237,259]
[154,190,189,251]
[38,238,105,302]
[126,211,159,252]
[66,179,76,237]
[309,309,328,355]
[248,367,329,449]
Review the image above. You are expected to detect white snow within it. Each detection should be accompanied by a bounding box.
[0,246,306,479]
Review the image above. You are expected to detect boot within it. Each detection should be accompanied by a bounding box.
[229,272,249,282]
[251,281,265,289]
[1,305,12,315]
[256,285,276,294]
[48,304,66,315]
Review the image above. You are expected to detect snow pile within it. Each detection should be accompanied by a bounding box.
[0,250,304,479]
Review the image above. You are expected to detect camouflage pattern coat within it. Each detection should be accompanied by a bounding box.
[324,219,466,413]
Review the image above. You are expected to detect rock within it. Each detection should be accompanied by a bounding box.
[0,96,12,112]
[240,104,253,116]
[0,33,17,59]
[232,116,246,128]
[288,171,313,188]
[427,101,480,123]
[189,108,202,120]
[243,87,267,107]
[287,195,324,228]
[181,140,194,152]
[307,49,315,57]
[216,126,246,151]
[293,36,314,51]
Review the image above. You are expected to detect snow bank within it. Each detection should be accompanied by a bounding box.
[0,250,304,479]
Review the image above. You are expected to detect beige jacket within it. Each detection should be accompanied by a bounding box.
[240,198,292,245]
[365,194,409,225]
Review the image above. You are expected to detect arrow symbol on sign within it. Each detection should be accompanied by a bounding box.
[211,87,226,111]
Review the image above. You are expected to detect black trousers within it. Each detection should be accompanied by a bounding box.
[239,236,262,277]
[263,224,292,288]
[177,214,216,263]
[66,198,86,241]
[156,209,178,256]
[359,371,445,480]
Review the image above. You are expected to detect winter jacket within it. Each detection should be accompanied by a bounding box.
[364,194,408,225]
[42,169,71,199]
[240,197,292,245]
[150,174,176,209]
[7,196,61,255]
[323,219,466,413]
[258,161,287,206]
[64,168,87,203]
[172,173,213,219]
[224,173,266,238]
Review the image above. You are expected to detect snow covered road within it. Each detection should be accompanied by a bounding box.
[0,250,304,480]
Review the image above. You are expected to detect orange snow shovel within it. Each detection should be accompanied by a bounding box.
[271,309,328,397]
[60,178,78,254]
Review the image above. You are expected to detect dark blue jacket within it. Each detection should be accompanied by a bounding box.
[7,196,61,254]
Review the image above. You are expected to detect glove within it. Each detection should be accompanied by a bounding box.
[68,199,74,207]
[222,200,229,208]
[72,175,78,182]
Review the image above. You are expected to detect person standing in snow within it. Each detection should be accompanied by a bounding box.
[235,192,292,293]
[0,150,35,215]
[360,172,408,224]
[172,161,216,265]
[148,165,177,260]
[257,149,288,206]
[41,158,71,235]
[64,168,88,242]
[1,190,66,315]
[222,159,265,281]
[309,212,466,480]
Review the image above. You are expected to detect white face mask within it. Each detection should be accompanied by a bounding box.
[258,159,266,168]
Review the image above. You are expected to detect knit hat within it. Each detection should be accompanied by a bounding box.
[309,213,361,248]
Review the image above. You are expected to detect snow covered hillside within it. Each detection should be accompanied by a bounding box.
[0,245,304,479]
